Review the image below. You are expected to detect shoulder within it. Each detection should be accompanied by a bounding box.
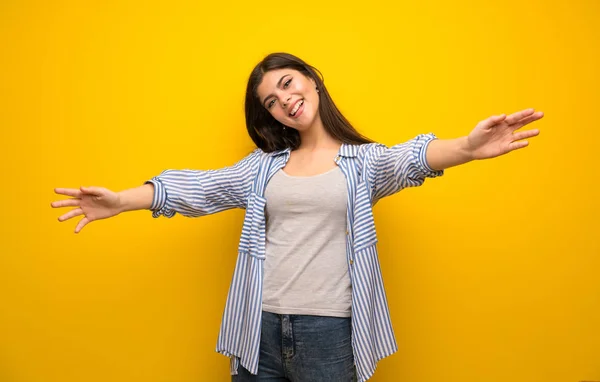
[253,146,290,158]
[224,148,265,174]
[237,147,286,169]
[351,143,388,162]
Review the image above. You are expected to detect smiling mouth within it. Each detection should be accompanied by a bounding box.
[289,100,304,117]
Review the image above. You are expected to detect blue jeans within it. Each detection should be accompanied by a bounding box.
[232,311,357,381]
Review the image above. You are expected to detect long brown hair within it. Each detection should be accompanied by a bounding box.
[245,53,373,152]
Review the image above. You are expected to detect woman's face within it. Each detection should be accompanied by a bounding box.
[256,68,320,132]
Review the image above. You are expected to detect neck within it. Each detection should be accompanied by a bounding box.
[297,117,341,151]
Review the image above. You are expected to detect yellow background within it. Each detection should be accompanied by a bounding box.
[1,0,598,381]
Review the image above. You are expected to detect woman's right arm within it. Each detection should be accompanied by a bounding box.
[52,149,262,233]
[52,184,154,233]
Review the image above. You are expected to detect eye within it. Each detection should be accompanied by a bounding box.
[283,78,292,88]
[267,99,276,109]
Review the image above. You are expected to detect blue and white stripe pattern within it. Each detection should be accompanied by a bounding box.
[146,133,443,382]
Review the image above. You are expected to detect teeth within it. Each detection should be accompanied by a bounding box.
[290,100,303,116]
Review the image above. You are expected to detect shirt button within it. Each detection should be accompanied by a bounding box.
[345,230,349,235]
[350,259,354,265]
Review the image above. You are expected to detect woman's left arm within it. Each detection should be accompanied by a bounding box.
[426,108,544,171]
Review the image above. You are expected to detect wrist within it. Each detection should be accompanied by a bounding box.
[116,191,128,214]
[460,136,476,161]
[118,183,155,212]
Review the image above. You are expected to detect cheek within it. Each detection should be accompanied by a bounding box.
[309,94,320,114]
[270,108,286,123]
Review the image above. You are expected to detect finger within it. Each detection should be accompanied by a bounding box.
[509,140,529,151]
[510,111,544,130]
[54,188,82,198]
[484,114,506,127]
[512,129,540,141]
[75,217,90,233]
[505,108,535,125]
[51,199,81,208]
[58,208,84,222]
[80,186,105,197]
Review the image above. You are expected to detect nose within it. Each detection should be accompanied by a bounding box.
[282,95,291,108]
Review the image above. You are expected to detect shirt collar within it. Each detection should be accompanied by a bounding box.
[268,143,360,158]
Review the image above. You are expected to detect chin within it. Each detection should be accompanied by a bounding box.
[289,111,318,131]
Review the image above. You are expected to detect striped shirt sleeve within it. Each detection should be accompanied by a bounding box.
[145,149,262,218]
[364,133,444,202]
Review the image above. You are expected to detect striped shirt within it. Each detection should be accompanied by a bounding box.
[146,133,443,382]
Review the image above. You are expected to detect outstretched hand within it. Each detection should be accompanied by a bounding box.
[51,186,122,233]
[467,108,543,160]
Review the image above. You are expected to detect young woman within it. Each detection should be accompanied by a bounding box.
[52,53,543,382]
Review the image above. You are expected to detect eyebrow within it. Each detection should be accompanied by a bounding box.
[262,74,290,107]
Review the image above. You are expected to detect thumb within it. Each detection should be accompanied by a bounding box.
[80,186,105,196]
[487,114,506,126]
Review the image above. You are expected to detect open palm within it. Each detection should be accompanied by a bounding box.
[51,186,122,233]
[468,108,543,160]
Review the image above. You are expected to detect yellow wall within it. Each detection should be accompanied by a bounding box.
[1,0,598,381]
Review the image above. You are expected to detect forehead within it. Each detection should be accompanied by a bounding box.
[256,68,299,96]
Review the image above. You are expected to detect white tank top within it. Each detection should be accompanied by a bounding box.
[262,166,351,317]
